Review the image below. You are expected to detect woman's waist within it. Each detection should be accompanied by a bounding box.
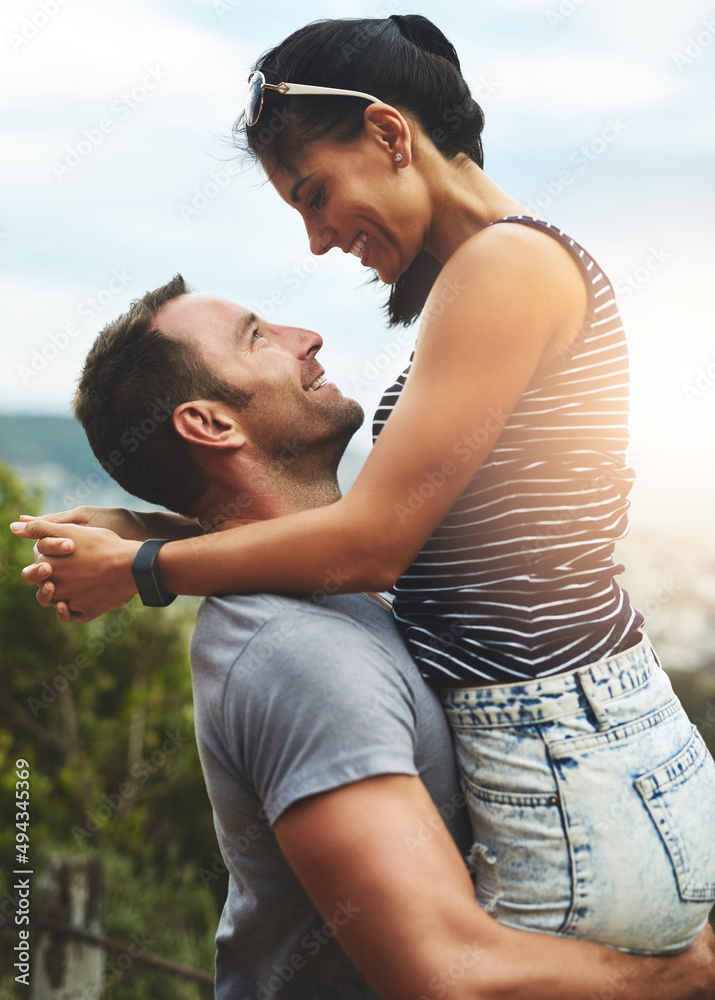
[439,631,657,718]
[392,571,628,621]
[441,628,644,689]
[400,599,645,689]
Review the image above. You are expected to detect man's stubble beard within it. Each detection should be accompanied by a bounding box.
[250,393,366,474]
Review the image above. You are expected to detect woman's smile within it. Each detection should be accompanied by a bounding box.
[349,231,369,259]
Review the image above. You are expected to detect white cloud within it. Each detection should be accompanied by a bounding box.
[0,293,44,317]
[487,52,679,116]
[1,0,713,518]
[1,0,252,106]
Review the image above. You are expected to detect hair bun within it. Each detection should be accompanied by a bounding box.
[389,13,462,71]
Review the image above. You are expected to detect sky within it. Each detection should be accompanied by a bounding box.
[1,0,714,531]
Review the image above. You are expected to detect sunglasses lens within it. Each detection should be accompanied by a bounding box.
[246,73,263,127]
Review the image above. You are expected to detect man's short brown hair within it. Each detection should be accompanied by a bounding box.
[73,274,253,517]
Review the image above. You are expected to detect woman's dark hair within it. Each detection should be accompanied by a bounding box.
[236,15,485,326]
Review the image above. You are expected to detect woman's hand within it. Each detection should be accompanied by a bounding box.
[13,519,140,622]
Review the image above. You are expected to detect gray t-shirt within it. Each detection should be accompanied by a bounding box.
[190,591,472,1000]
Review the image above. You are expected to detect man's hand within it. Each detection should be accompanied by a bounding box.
[274,773,715,1000]
[12,519,140,622]
[667,925,715,998]
[497,920,715,1000]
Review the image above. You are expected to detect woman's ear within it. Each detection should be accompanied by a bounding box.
[173,400,247,450]
[363,103,412,166]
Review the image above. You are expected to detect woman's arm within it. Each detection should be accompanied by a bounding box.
[14,224,587,619]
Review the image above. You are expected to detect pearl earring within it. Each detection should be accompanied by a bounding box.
[394,153,403,163]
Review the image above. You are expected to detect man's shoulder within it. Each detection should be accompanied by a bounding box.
[190,591,411,690]
[193,591,396,643]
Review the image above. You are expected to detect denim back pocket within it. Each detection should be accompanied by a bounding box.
[634,726,715,902]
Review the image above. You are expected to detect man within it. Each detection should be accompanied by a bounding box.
[17,276,715,999]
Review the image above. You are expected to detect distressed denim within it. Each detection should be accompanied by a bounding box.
[441,633,715,953]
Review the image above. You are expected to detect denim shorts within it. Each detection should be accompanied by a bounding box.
[440,633,715,953]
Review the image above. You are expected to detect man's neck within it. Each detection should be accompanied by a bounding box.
[195,466,342,531]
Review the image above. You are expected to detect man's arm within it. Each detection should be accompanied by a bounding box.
[18,505,202,541]
[275,773,715,1000]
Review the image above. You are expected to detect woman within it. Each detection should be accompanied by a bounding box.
[17,14,715,953]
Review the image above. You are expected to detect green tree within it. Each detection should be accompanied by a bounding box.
[0,461,223,998]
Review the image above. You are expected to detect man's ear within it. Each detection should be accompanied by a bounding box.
[363,103,413,166]
[173,400,247,450]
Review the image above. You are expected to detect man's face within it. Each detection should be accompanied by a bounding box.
[154,293,364,457]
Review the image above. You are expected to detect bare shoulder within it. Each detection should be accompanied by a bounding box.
[425,219,589,358]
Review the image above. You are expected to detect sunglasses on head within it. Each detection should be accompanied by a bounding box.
[245,70,380,128]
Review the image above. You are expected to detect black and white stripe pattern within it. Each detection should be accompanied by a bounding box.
[372,216,644,684]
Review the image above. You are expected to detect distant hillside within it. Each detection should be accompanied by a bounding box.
[2,416,715,679]
[0,413,367,515]
[0,413,149,513]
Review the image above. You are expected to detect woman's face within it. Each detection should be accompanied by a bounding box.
[266,123,430,285]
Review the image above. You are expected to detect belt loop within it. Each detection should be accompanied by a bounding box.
[647,640,662,670]
[576,670,610,731]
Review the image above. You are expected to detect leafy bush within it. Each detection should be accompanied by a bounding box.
[0,461,223,998]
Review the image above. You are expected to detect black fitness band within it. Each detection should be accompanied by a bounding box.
[131,539,177,607]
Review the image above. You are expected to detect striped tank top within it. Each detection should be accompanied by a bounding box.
[372,216,644,684]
